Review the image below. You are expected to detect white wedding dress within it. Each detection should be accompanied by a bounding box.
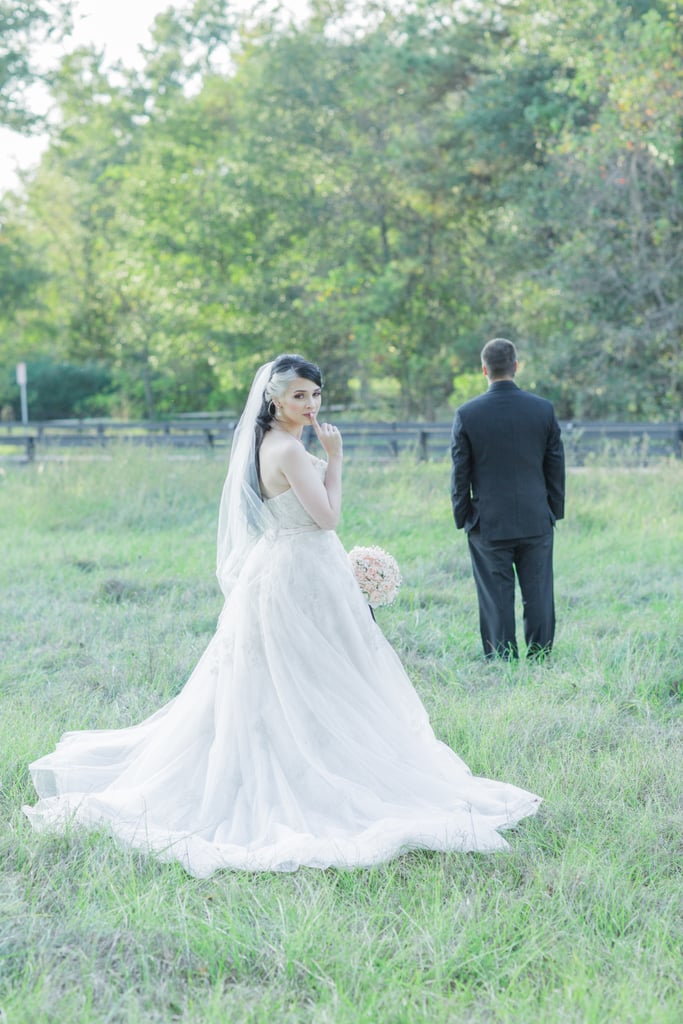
[24,456,541,877]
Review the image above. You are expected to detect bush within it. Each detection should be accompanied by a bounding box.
[0,357,113,420]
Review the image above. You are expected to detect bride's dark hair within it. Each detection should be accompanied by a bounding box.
[254,353,323,468]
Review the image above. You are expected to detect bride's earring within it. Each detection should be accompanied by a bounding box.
[269,401,277,418]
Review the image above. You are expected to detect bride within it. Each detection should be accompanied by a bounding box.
[24,354,541,877]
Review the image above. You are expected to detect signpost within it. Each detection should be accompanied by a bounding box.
[16,362,28,424]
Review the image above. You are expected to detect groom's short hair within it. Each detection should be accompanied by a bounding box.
[481,338,517,380]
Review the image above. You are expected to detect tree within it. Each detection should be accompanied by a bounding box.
[2,0,682,419]
[500,2,683,417]
[0,1,71,130]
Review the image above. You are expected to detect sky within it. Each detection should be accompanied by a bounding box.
[0,1,197,191]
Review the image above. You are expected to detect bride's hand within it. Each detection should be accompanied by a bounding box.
[310,413,343,458]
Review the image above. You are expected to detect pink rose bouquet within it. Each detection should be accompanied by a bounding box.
[348,545,402,608]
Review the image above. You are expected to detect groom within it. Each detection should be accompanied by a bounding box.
[450,338,565,660]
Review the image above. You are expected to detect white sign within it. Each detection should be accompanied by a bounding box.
[16,362,29,424]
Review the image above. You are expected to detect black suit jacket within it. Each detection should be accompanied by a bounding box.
[450,381,565,540]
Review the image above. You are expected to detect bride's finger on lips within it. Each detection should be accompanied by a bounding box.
[312,416,334,435]
[309,413,324,436]
[309,415,341,447]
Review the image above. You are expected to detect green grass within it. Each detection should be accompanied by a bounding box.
[1,451,681,1023]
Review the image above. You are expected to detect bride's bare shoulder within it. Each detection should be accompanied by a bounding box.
[260,430,301,463]
[259,433,310,492]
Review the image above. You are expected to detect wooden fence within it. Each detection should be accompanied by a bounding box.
[0,418,681,463]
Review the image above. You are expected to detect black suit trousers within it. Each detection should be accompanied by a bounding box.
[467,528,555,660]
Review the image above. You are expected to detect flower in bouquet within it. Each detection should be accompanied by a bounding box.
[348,545,402,608]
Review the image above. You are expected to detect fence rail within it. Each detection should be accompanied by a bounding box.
[0,418,681,463]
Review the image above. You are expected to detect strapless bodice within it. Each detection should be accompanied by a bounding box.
[263,454,326,531]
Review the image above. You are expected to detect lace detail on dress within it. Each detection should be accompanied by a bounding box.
[264,454,326,532]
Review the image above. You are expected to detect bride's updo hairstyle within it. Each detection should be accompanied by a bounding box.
[254,354,323,455]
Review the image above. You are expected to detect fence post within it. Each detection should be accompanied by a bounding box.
[389,423,398,457]
[418,429,429,461]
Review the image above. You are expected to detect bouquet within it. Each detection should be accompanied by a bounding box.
[348,545,402,609]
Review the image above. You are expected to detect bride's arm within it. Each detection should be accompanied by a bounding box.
[279,421,343,530]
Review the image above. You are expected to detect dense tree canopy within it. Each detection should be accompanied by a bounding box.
[0,0,681,420]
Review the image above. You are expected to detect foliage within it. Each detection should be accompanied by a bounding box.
[0,355,112,419]
[0,0,682,419]
[0,0,72,130]
[499,1,683,418]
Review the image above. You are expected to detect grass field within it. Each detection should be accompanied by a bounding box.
[1,450,681,1024]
